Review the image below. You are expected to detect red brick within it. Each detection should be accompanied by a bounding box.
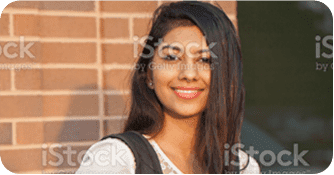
[44,69,98,90]
[44,120,100,143]
[13,14,39,37]
[161,0,211,4]
[104,118,126,136]
[0,96,43,118]
[161,1,237,15]
[39,1,95,11]
[41,43,96,63]
[0,41,41,64]
[101,18,129,39]
[0,14,9,36]
[0,148,42,172]
[103,69,132,90]
[43,95,99,117]
[0,70,11,91]
[133,18,151,38]
[16,122,43,144]
[0,123,12,145]
[14,15,96,38]
[161,0,183,4]
[102,44,135,64]
[7,1,95,11]
[213,1,237,15]
[6,1,40,9]
[16,69,98,90]
[104,95,130,116]
[15,69,42,90]
[101,1,158,13]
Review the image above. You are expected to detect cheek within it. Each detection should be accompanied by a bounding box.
[151,67,180,108]
[151,60,178,86]
[152,73,172,108]
[200,70,211,87]
[152,68,174,94]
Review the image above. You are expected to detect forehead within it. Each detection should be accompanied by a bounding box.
[162,26,208,48]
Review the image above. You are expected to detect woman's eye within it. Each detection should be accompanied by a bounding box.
[163,55,179,61]
[200,57,211,63]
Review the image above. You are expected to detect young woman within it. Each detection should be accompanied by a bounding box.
[76,1,260,174]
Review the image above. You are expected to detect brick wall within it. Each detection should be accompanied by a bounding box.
[0,1,238,173]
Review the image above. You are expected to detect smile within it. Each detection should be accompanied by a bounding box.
[172,87,203,100]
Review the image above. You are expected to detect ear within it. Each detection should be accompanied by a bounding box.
[146,66,154,89]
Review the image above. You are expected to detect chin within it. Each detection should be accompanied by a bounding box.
[172,108,204,119]
[163,102,206,119]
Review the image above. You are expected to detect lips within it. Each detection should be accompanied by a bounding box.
[172,86,203,100]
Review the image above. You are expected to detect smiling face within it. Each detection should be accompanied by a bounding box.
[147,26,212,118]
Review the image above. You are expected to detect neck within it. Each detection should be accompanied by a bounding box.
[153,111,200,158]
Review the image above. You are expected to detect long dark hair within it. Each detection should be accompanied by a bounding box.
[123,1,245,173]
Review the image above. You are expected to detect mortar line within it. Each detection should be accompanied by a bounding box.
[95,1,105,139]
[0,37,149,43]
[3,8,153,18]
[0,141,96,151]
[129,17,134,41]
[0,115,128,123]
[10,69,15,91]
[9,13,14,36]
[0,90,130,96]
[1,63,135,70]
[12,121,17,145]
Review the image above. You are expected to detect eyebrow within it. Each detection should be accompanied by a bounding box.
[160,45,210,54]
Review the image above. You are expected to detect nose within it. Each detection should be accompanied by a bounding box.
[178,61,199,82]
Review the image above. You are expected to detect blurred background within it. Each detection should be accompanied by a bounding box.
[238,1,332,173]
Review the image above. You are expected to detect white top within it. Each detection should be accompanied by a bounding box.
[75,134,261,174]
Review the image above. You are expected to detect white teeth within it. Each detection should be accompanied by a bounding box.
[175,89,199,93]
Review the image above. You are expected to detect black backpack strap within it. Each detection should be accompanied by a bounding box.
[101,131,163,174]
[235,151,241,174]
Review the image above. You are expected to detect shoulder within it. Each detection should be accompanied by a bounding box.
[75,138,136,174]
[239,149,261,174]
